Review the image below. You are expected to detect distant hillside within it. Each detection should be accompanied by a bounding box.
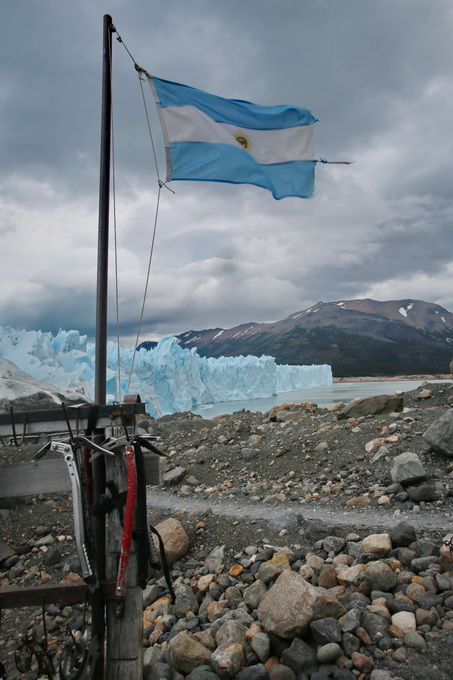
[138,299,453,378]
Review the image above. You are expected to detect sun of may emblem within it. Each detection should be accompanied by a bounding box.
[232,130,253,152]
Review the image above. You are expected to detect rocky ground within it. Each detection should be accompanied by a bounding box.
[1,381,453,679]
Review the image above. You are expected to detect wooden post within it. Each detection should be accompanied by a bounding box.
[105,453,143,679]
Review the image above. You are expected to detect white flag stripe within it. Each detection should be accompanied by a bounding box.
[160,105,315,164]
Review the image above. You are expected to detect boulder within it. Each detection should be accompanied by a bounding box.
[407,484,437,502]
[337,394,403,420]
[361,533,392,558]
[153,517,189,565]
[391,452,427,486]
[257,569,346,638]
[388,522,417,548]
[423,409,453,457]
[163,466,187,486]
[165,631,212,674]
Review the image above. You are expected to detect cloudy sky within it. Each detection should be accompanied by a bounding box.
[2,0,453,346]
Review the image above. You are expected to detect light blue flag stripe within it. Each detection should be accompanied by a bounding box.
[169,143,316,199]
[152,77,317,130]
[150,76,318,199]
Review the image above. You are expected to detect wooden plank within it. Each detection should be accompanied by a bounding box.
[0,459,71,497]
[105,453,143,679]
[0,581,116,608]
[0,402,146,437]
[143,452,161,486]
[0,454,161,499]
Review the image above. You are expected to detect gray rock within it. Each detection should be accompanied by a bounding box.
[403,631,427,651]
[361,611,390,638]
[215,621,247,648]
[266,513,300,532]
[143,583,162,608]
[211,642,244,679]
[338,608,361,633]
[173,584,199,618]
[163,466,187,486]
[0,541,15,563]
[267,664,295,680]
[332,671,356,680]
[243,580,268,612]
[143,645,164,675]
[341,632,361,656]
[316,642,342,664]
[146,662,174,680]
[386,599,416,615]
[310,617,342,644]
[337,394,403,419]
[281,637,317,674]
[396,546,417,567]
[323,536,346,554]
[407,484,437,502]
[217,610,254,628]
[423,408,453,457]
[305,519,337,541]
[205,545,226,571]
[165,631,211,674]
[413,590,443,609]
[44,547,62,566]
[369,671,395,680]
[385,482,404,495]
[388,521,417,547]
[391,452,427,486]
[242,448,259,461]
[235,664,269,680]
[257,570,346,639]
[364,562,397,592]
[250,632,270,662]
[410,556,439,573]
[186,668,221,680]
[416,539,440,557]
[435,573,452,591]
[34,534,55,547]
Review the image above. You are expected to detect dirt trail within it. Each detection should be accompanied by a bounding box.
[147,488,453,533]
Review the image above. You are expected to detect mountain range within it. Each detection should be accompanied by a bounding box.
[139,299,453,377]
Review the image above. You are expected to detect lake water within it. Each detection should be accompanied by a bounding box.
[192,379,451,419]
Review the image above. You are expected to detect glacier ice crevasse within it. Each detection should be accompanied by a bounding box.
[0,326,332,417]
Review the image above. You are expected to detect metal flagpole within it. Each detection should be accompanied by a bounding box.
[92,15,115,678]
[93,17,144,679]
[95,13,114,406]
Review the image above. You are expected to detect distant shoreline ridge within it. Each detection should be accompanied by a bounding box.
[333,374,451,383]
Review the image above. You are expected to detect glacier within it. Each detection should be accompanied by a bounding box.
[0,326,332,417]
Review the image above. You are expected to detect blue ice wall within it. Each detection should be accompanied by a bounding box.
[0,327,332,417]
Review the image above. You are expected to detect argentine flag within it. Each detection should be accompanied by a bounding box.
[149,76,318,200]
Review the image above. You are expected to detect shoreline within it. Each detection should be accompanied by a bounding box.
[333,373,451,383]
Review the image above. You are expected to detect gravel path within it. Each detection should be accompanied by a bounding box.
[147,487,453,533]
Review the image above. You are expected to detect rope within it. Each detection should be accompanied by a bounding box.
[112,25,176,395]
[126,183,162,394]
[108,28,122,402]
[138,70,162,183]
[111,111,123,402]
